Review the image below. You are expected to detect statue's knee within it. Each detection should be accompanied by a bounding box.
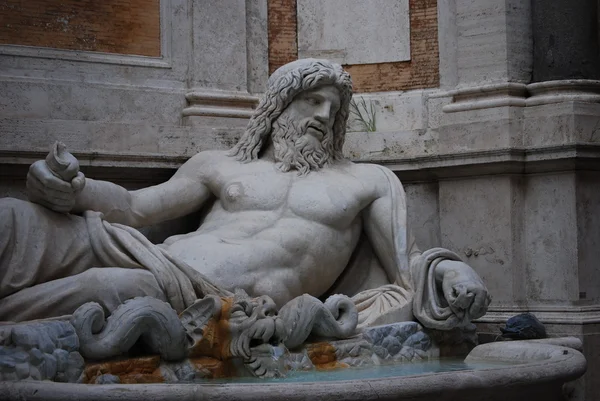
[0,198,40,224]
[0,197,28,214]
[0,198,25,234]
[83,268,165,303]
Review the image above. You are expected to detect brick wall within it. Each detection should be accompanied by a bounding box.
[0,0,160,56]
[268,0,298,75]
[267,0,439,92]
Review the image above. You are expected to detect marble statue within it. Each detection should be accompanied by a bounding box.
[0,58,490,338]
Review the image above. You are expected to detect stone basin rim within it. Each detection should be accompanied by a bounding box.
[0,340,586,401]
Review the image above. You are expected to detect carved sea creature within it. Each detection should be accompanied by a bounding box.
[71,297,188,361]
[228,291,287,360]
[70,292,359,379]
[279,294,358,349]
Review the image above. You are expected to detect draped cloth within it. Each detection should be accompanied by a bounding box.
[85,211,231,313]
[325,166,467,331]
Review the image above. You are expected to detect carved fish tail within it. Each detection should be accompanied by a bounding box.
[71,297,188,361]
[279,294,358,350]
[314,294,359,338]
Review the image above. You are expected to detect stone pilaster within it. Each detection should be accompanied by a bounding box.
[532,0,600,82]
[182,0,267,128]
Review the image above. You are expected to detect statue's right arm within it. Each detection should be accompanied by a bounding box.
[27,151,214,228]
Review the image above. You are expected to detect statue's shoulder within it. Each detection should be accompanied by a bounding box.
[348,162,404,198]
[350,161,396,182]
[183,150,229,168]
[176,150,231,181]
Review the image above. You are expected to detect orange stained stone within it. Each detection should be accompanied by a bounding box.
[188,297,234,360]
[83,355,162,384]
[189,356,237,379]
[306,342,337,365]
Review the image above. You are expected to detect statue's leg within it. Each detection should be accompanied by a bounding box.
[0,267,166,322]
[0,197,103,298]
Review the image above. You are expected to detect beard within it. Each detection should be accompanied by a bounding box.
[271,113,335,176]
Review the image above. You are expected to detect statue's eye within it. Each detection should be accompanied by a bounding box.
[305,97,321,106]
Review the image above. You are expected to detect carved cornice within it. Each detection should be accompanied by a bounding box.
[443,79,600,113]
[182,90,260,118]
[1,144,599,182]
[442,83,528,113]
[526,80,600,106]
[377,143,600,180]
[476,304,600,325]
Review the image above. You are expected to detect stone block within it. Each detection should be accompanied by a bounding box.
[348,91,428,133]
[576,172,600,303]
[436,106,525,154]
[439,176,526,306]
[297,0,410,65]
[524,173,578,303]
[405,182,441,251]
[191,0,248,91]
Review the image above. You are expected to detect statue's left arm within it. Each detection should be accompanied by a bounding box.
[361,165,490,330]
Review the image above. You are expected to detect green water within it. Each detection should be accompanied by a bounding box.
[208,358,518,384]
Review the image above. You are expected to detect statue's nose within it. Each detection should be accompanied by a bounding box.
[314,102,333,126]
[258,296,278,317]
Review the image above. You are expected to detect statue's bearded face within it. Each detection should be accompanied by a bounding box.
[271,85,341,175]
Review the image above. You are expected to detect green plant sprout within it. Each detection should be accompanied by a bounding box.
[349,97,377,132]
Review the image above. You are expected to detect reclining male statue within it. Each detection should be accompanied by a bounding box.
[0,59,490,331]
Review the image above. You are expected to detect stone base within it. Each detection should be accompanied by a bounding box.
[0,321,84,382]
[0,320,478,384]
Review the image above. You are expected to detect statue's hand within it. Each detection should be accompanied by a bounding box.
[26,143,85,213]
[436,260,491,322]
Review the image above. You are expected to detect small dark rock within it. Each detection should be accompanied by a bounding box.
[500,313,546,340]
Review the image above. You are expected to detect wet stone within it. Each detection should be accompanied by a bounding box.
[28,348,44,365]
[15,362,30,379]
[1,347,29,364]
[56,331,79,352]
[10,321,78,353]
[373,345,389,359]
[389,322,420,342]
[381,335,402,356]
[363,322,424,347]
[404,331,431,351]
[64,352,85,383]
[95,374,121,384]
[0,356,16,370]
[52,349,69,373]
[43,353,58,380]
[29,366,42,381]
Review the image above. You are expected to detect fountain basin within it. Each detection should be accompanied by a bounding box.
[0,338,585,401]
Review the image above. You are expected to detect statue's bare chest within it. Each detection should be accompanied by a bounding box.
[213,165,374,228]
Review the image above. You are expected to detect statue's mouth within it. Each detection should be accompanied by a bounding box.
[307,127,324,140]
[229,312,288,363]
[239,317,287,359]
[306,122,326,140]
[248,328,285,350]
